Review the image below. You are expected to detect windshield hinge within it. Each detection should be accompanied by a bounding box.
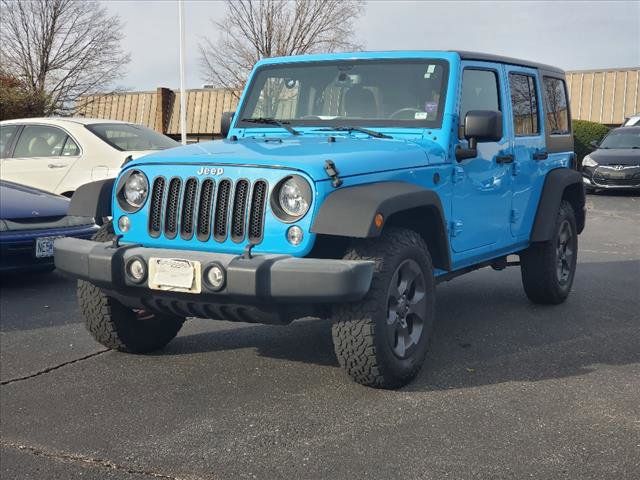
[324,160,342,188]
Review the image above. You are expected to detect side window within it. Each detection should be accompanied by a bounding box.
[543,77,570,135]
[509,73,539,136]
[61,136,81,156]
[460,69,501,122]
[0,125,20,158]
[13,125,68,158]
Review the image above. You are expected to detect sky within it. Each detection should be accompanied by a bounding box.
[105,0,640,91]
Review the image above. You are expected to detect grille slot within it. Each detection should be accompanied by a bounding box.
[149,176,269,244]
[248,180,267,242]
[196,179,215,241]
[164,178,182,238]
[230,179,249,242]
[180,178,198,238]
[149,177,165,236]
[214,179,232,241]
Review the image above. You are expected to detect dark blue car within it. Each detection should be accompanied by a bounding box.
[0,180,98,272]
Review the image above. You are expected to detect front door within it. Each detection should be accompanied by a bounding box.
[451,62,513,253]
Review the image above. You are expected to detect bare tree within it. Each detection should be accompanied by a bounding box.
[0,0,130,116]
[199,0,365,90]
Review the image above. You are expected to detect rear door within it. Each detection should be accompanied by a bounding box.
[504,67,546,238]
[0,125,81,193]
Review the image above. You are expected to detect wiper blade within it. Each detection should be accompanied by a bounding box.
[315,126,392,139]
[241,117,300,135]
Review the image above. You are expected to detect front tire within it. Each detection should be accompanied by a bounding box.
[520,200,578,304]
[331,228,435,389]
[78,222,184,353]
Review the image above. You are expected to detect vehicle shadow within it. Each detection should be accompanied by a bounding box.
[161,259,640,390]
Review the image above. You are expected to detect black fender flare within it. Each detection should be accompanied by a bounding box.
[530,168,585,242]
[67,179,114,219]
[311,182,451,270]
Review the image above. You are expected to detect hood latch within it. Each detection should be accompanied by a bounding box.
[324,160,342,188]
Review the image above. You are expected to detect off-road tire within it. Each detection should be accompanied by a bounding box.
[331,227,435,389]
[520,200,578,305]
[77,222,184,353]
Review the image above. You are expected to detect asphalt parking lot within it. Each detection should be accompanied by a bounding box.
[1,193,639,480]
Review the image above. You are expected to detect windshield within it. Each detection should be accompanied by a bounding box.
[599,129,640,149]
[238,59,449,129]
[86,123,179,151]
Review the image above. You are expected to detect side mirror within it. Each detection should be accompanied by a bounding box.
[456,110,502,161]
[589,140,599,149]
[220,111,235,139]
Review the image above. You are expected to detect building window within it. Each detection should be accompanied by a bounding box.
[509,73,539,136]
[543,77,570,135]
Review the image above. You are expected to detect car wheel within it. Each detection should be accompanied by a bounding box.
[77,222,184,353]
[331,227,435,389]
[520,200,578,305]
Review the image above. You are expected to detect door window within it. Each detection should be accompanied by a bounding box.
[0,124,19,158]
[460,69,501,122]
[542,77,570,135]
[13,125,69,157]
[509,73,539,136]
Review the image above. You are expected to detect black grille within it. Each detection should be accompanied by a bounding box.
[196,179,215,240]
[149,177,165,236]
[231,180,249,242]
[164,178,182,238]
[180,178,198,238]
[248,181,267,242]
[149,176,268,244]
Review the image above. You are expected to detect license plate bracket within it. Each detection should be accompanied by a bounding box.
[148,258,201,294]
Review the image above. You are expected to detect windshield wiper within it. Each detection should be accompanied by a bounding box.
[241,117,300,135]
[315,126,392,139]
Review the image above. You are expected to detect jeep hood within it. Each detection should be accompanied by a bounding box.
[129,135,445,181]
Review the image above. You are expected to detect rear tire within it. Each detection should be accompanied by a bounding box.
[520,200,578,305]
[331,228,435,389]
[78,222,184,353]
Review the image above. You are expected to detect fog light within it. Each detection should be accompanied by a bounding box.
[118,215,131,232]
[205,263,226,291]
[287,226,304,245]
[127,257,146,283]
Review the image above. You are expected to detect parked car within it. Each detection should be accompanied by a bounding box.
[0,118,179,197]
[582,126,640,191]
[0,180,98,272]
[622,113,640,126]
[55,51,585,389]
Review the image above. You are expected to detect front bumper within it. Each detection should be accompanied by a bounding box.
[582,167,640,189]
[54,238,374,305]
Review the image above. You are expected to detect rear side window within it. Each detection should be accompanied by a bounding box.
[13,125,69,157]
[509,73,539,136]
[542,77,570,135]
[1,125,20,158]
[62,137,81,156]
[86,123,178,151]
[460,69,501,122]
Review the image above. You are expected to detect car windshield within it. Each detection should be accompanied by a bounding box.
[238,59,449,129]
[599,130,640,149]
[86,123,179,151]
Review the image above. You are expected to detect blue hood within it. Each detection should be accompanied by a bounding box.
[127,135,446,181]
[0,181,69,220]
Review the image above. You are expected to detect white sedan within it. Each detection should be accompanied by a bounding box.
[0,118,179,196]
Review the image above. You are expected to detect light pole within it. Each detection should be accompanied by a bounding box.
[178,0,187,145]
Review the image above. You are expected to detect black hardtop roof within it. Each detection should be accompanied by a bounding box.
[454,51,565,75]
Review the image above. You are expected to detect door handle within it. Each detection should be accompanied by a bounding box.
[48,163,66,169]
[495,154,514,164]
[532,150,548,160]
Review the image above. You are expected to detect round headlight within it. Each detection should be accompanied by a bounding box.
[274,176,311,221]
[123,171,148,208]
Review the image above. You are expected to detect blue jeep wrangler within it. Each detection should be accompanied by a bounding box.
[55,51,585,388]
